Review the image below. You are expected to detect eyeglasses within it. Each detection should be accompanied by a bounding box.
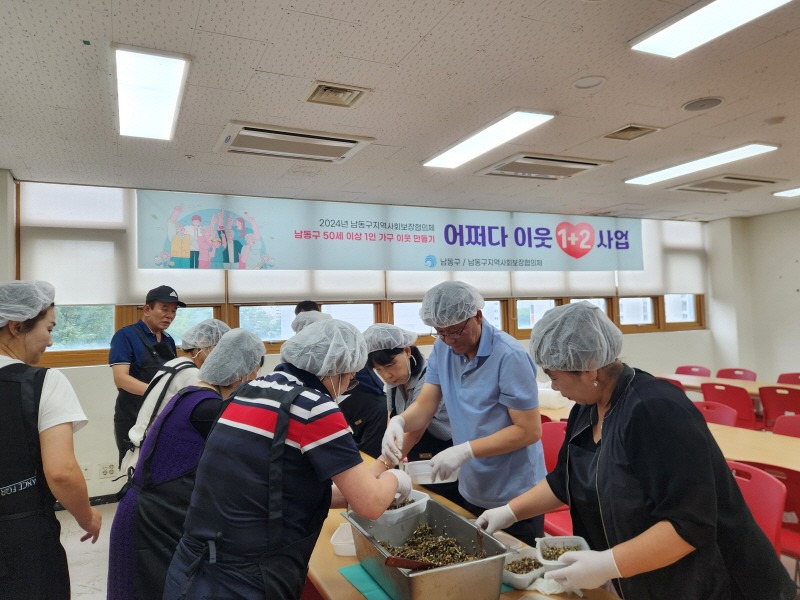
[431,317,472,341]
[345,376,360,392]
[259,355,265,368]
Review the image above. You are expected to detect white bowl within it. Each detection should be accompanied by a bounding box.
[502,546,545,589]
[331,523,356,556]
[372,489,430,526]
[535,535,590,571]
[403,460,459,485]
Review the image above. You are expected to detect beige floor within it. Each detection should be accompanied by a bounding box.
[58,503,800,599]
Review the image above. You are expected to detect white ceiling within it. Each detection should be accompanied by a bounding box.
[2,0,800,221]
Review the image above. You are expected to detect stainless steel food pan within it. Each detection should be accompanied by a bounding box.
[343,498,510,600]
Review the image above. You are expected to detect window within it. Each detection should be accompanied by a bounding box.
[51,305,115,350]
[322,303,376,331]
[239,305,296,342]
[481,300,504,331]
[392,302,428,334]
[618,297,655,325]
[169,306,215,347]
[515,299,557,330]
[664,293,696,323]
[570,298,607,313]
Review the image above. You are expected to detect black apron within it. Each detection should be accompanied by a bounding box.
[114,326,175,465]
[174,386,322,600]
[0,363,70,600]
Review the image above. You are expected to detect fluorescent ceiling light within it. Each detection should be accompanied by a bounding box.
[115,47,189,140]
[625,144,778,186]
[630,0,792,58]
[424,110,554,169]
[774,187,800,198]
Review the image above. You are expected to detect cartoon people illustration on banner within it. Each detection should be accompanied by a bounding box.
[157,206,269,270]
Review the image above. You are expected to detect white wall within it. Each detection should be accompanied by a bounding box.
[0,170,15,279]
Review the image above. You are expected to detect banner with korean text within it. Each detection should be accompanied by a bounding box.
[137,189,643,271]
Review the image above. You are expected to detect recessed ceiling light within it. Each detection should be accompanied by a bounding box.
[573,76,606,90]
[423,110,554,169]
[683,97,724,112]
[774,187,800,198]
[630,0,792,58]
[625,143,779,186]
[114,46,190,140]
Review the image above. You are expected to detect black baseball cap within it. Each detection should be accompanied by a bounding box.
[145,285,186,307]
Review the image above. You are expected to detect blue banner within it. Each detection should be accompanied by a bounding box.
[137,190,643,271]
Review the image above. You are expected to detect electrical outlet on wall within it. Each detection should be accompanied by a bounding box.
[81,464,91,480]
[98,463,117,479]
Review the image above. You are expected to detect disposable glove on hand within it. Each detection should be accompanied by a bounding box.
[380,468,412,504]
[381,416,405,465]
[475,504,517,534]
[544,549,621,590]
[429,441,473,482]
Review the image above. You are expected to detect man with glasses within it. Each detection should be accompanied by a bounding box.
[381,281,546,544]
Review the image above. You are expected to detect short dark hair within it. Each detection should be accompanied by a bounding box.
[367,345,424,378]
[19,303,55,334]
[294,300,320,315]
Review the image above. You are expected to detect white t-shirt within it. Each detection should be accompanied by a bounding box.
[0,356,88,433]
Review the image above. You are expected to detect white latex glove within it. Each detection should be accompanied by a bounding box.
[544,549,621,590]
[429,441,473,481]
[475,504,517,534]
[381,416,405,465]
[380,468,412,504]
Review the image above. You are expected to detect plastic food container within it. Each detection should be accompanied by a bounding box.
[403,460,459,485]
[502,546,545,590]
[373,489,430,526]
[331,522,356,556]
[535,535,590,571]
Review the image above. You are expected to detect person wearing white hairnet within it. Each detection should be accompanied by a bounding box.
[165,319,412,600]
[121,318,232,472]
[0,280,101,598]
[109,328,265,600]
[476,302,795,598]
[364,323,464,505]
[381,281,546,543]
[290,309,331,333]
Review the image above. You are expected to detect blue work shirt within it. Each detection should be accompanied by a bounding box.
[108,320,176,382]
[426,321,546,508]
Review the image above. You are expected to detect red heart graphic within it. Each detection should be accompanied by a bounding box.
[555,222,595,259]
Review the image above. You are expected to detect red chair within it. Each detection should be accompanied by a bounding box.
[780,528,800,587]
[717,368,757,381]
[659,377,685,391]
[675,365,711,376]
[701,383,762,430]
[774,415,800,438]
[540,420,572,536]
[759,386,800,431]
[540,414,552,424]
[727,460,786,554]
[778,372,800,386]
[694,400,737,426]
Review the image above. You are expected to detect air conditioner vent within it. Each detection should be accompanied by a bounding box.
[670,174,781,195]
[215,122,373,163]
[306,81,370,108]
[476,153,608,180]
[604,124,661,141]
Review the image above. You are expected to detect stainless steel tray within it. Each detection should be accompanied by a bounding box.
[342,498,511,600]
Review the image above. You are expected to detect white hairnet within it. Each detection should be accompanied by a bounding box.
[419,281,485,328]
[291,310,332,333]
[280,319,367,377]
[530,301,623,371]
[180,319,231,351]
[199,328,265,386]
[363,323,417,354]
[0,280,56,328]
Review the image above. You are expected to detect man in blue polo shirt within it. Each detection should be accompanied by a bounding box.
[381,281,547,545]
[109,285,184,465]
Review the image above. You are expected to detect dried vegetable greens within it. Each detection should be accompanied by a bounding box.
[380,523,486,566]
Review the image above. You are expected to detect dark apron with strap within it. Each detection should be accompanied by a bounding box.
[114,326,175,464]
[175,386,323,600]
[0,363,70,600]
[132,387,221,600]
